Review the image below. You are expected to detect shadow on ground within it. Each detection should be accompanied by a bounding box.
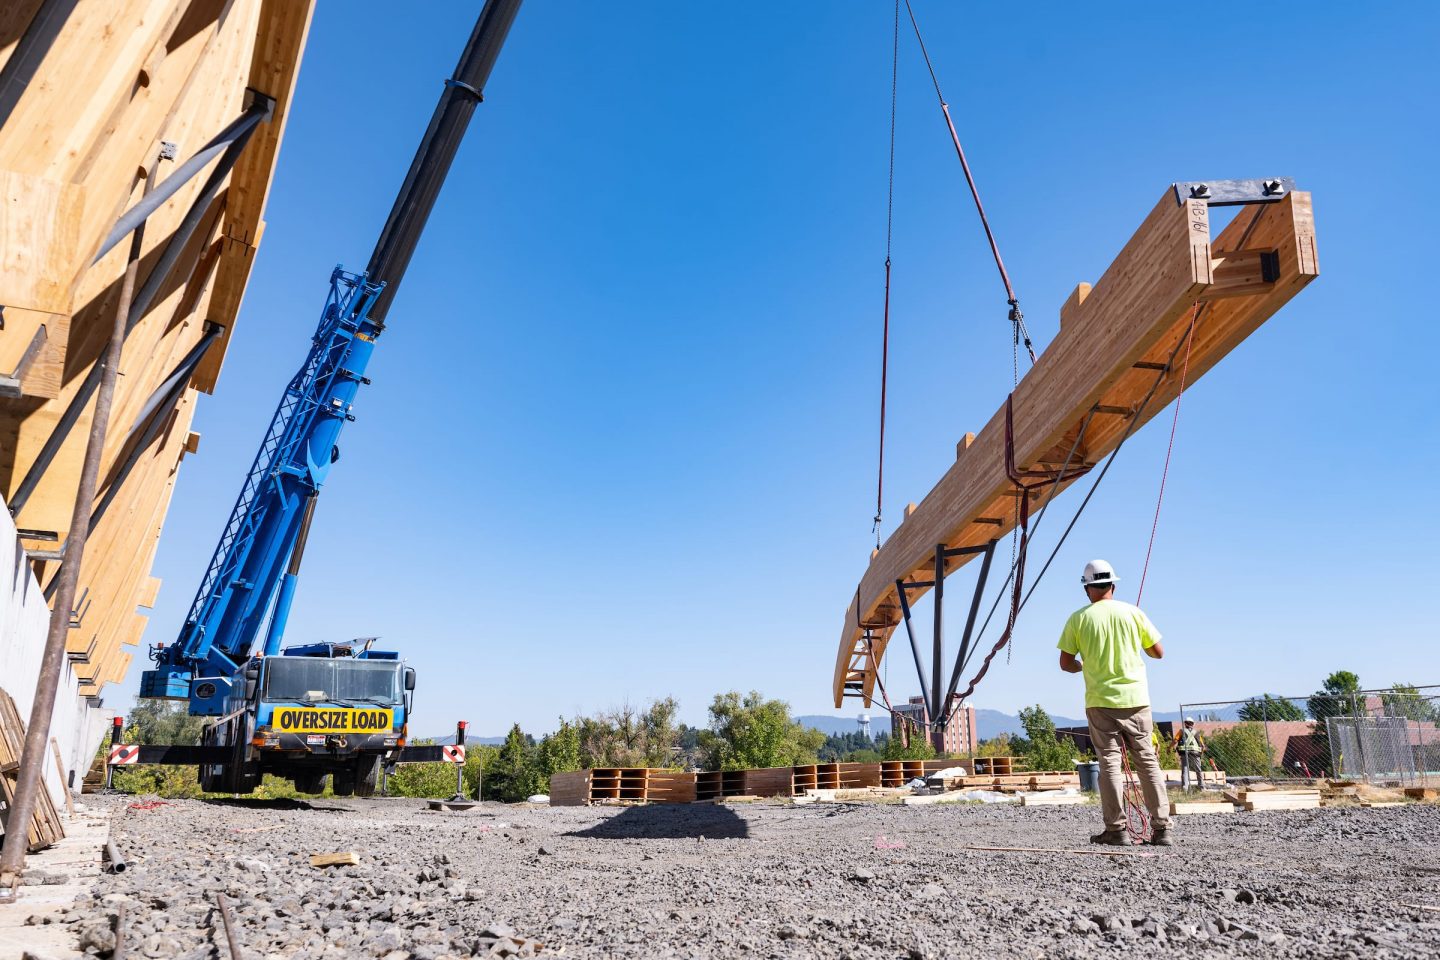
[566,804,749,840]
[201,797,353,813]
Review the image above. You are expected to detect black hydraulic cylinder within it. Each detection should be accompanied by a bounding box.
[363,0,524,326]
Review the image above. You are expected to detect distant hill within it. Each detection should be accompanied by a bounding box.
[795,715,868,737]
[797,709,1087,741]
[425,733,506,746]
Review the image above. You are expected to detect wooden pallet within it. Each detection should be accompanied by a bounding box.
[645,771,697,804]
[550,768,698,805]
[0,689,66,852]
[880,759,954,787]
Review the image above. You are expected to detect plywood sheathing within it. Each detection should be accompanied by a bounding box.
[835,189,1318,706]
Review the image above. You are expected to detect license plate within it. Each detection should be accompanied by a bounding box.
[273,707,393,734]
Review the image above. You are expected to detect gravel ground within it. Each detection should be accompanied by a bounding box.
[26,794,1440,959]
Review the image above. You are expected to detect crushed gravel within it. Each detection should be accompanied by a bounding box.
[27,794,1440,958]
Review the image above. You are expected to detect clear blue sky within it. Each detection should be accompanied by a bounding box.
[119,1,1439,735]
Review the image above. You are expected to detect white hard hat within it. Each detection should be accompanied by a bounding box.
[1081,559,1119,587]
[1184,717,1195,724]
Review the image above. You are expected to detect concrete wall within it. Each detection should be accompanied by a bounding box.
[1,495,113,808]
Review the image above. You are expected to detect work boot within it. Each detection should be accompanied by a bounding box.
[1090,829,1130,846]
[1148,826,1174,847]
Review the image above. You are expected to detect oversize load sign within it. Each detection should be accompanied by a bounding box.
[273,707,393,734]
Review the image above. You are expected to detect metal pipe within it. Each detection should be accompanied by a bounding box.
[8,109,249,519]
[0,153,151,893]
[931,545,945,724]
[93,99,270,263]
[895,581,931,711]
[104,839,127,874]
[363,0,524,325]
[112,901,128,960]
[942,540,996,711]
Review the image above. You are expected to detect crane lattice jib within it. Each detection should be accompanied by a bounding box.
[170,268,382,675]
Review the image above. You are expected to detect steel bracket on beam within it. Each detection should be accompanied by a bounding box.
[1172,177,1295,207]
[894,539,999,732]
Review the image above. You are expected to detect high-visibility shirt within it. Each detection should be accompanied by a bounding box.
[1177,727,1204,752]
[1057,599,1162,709]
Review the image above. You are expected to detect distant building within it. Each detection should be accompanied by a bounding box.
[891,695,977,755]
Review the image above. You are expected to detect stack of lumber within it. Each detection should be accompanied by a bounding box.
[1170,799,1239,816]
[0,690,65,851]
[1404,787,1438,801]
[696,768,795,801]
[1226,786,1321,811]
[930,770,1080,793]
[1162,768,1228,785]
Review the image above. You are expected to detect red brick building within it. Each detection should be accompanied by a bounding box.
[891,695,978,756]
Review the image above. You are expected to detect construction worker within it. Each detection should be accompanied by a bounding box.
[1173,717,1207,790]
[1057,559,1172,847]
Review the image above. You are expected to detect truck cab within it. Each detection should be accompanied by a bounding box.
[201,642,415,796]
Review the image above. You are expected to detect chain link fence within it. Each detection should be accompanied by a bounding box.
[1177,686,1439,785]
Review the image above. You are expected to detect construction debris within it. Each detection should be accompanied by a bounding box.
[308,852,360,868]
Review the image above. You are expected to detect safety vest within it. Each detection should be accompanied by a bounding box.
[1179,727,1202,752]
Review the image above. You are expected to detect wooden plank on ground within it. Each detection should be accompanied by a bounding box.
[1020,793,1087,806]
[308,852,358,868]
[1170,801,1237,815]
[834,187,1318,705]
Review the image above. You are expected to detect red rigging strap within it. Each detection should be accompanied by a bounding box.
[902,0,1035,364]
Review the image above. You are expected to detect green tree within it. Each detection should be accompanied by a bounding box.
[1238,694,1307,722]
[1381,683,1440,722]
[844,748,882,763]
[698,691,825,770]
[1308,670,1362,722]
[1205,723,1273,776]
[1016,705,1079,772]
[881,734,935,761]
[818,731,877,762]
[536,718,582,778]
[112,700,208,796]
[974,734,1014,758]
[576,699,682,768]
[486,724,543,802]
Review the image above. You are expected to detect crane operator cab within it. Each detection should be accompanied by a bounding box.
[199,641,415,796]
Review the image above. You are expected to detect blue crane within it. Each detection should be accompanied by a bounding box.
[136,0,523,796]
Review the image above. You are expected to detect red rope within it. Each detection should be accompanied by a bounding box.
[1134,307,1198,606]
[1121,749,1152,843]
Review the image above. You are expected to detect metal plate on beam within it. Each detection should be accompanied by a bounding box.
[1173,177,1295,206]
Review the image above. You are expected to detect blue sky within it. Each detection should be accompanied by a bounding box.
[120,1,1439,735]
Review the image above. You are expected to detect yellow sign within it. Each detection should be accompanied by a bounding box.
[273,707,393,735]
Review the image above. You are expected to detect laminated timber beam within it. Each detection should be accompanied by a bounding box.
[833,183,1318,707]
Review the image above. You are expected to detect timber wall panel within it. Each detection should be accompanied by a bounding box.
[0,0,315,705]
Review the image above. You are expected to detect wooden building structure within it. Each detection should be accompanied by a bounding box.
[0,0,314,704]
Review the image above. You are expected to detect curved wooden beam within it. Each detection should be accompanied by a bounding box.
[834,186,1318,707]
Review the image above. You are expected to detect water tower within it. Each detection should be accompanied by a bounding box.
[857,712,871,738]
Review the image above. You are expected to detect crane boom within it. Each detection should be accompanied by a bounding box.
[141,0,524,712]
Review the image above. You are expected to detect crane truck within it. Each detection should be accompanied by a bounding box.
[127,0,523,796]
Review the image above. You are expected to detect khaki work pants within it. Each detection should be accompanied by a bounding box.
[1085,705,1170,832]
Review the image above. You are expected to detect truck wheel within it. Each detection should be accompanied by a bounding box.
[293,772,325,795]
[353,756,381,797]
[332,768,356,797]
